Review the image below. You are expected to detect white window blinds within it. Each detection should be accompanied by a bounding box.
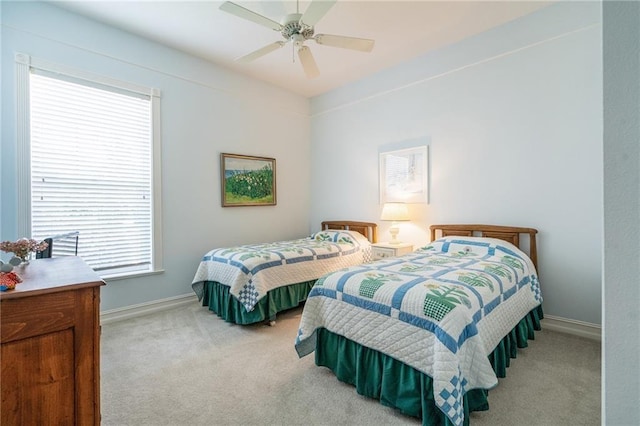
[29,71,154,274]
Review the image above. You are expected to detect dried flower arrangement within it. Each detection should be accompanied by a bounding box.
[0,238,49,263]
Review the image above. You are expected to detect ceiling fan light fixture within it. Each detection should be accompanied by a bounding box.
[219,0,375,78]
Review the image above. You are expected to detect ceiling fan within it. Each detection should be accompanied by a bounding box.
[219,0,375,78]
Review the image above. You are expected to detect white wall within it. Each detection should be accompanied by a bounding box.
[309,2,602,326]
[0,1,311,311]
[602,1,640,423]
[0,2,605,326]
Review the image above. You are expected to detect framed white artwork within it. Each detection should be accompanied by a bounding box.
[379,145,428,203]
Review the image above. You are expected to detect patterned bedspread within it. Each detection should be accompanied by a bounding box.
[295,237,542,426]
[191,230,372,312]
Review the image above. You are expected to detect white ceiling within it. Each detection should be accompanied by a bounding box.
[50,1,551,98]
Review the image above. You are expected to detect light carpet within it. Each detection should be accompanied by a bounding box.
[101,302,600,425]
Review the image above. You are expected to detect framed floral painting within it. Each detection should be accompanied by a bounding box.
[220,153,276,207]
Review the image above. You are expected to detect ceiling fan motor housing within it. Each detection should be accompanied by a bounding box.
[280,13,314,41]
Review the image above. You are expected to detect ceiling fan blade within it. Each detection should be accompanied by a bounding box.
[297,46,320,79]
[219,1,282,31]
[300,0,337,27]
[237,41,286,63]
[314,34,375,52]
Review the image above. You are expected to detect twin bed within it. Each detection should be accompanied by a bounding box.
[191,223,542,425]
[295,224,542,426]
[191,220,377,324]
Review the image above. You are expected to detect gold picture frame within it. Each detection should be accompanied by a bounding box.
[221,153,276,207]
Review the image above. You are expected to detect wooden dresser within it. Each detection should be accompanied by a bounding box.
[1,256,104,425]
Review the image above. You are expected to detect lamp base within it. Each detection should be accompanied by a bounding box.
[389,226,402,245]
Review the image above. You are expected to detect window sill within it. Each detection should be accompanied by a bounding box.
[102,269,165,282]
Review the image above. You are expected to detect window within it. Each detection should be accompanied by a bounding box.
[16,54,163,278]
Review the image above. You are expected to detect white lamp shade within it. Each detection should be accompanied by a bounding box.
[380,202,410,221]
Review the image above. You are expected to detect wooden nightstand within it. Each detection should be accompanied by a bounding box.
[371,242,414,260]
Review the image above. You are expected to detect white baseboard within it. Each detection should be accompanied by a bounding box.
[542,315,601,341]
[100,293,198,325]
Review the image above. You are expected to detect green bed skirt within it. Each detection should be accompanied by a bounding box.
[200,280,316,325]
[315,305,544,426]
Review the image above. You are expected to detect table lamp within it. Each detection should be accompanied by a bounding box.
[380,202,410,244]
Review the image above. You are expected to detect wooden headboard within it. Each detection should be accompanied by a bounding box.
[429,224,538,269]
[321,221,378,243]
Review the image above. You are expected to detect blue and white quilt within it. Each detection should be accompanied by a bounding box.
[191,230,372,312]
[295,236,542,426]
